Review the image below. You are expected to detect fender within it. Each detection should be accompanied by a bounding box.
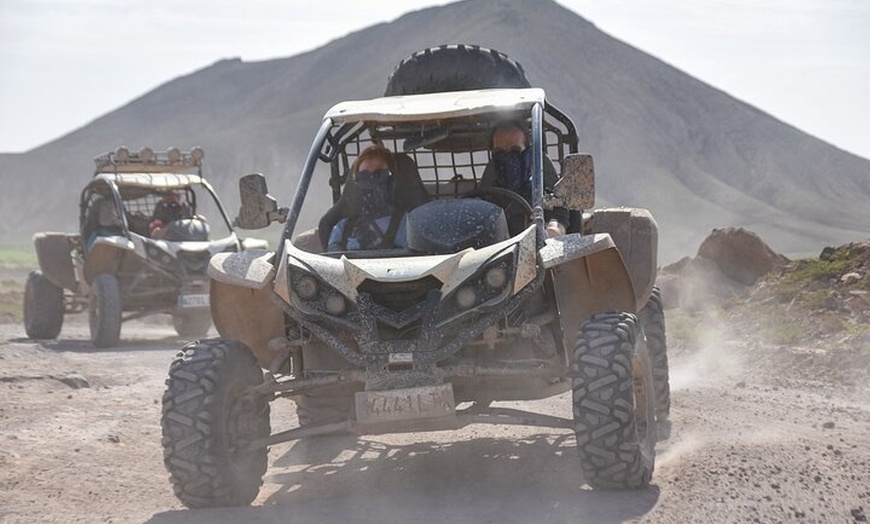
[541,232,637,352]
[33,232,78,290]
[83,236,134,284]
[208,249,284,368]
[587,207,659,308]
[207,249,275,289]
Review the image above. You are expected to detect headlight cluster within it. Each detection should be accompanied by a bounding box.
[290,269,350,317]
[145,243,175,266]
[444,253,515,317]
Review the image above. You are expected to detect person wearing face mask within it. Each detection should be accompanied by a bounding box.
[327,145,411,251]
[480,122,569,237]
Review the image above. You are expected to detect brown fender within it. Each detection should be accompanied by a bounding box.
[548,243,637,352]
[210,279,285,369]
[587,207,658,309]
[207,249,284,368]
[83,237,133,284]
[33,233,78,290]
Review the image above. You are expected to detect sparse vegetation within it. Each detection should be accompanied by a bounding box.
[0,246,36,269]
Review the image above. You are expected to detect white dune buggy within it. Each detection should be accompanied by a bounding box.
[160,46,670,508]
[23,147,268,347]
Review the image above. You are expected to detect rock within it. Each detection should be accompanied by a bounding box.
[57,373,90,390]
[822,421,836,429]
[841,272,862,284]
[696,227,788,286]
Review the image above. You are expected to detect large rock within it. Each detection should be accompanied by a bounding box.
[696,227,788,286]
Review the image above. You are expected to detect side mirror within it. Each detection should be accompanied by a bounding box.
[544,153,595,211]
[234,173,288,230]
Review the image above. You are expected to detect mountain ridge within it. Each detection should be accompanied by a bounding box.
[1,0,867,262]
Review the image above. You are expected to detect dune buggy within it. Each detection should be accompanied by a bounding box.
[160,83,673,508]
[23,146,268,347]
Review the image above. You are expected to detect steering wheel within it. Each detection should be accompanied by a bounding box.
[463,186,534,229]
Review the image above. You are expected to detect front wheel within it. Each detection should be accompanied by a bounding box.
[161,339,271,508]
[23,271,64,339]
[89,273,121,348]
[572,312,656,489]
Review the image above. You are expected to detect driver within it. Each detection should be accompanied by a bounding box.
[480,122,568,237]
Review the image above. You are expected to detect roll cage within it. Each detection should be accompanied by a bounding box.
[281,88,579,247]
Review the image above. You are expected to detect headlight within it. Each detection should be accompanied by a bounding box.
[485,265,507,289]
[289,267,352,318]
[294,275,319,300]
[325,293,347,315]
[441,251,516,320]
[455,287,478,310]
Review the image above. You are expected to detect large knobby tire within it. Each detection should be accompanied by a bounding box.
[23,271,64,339]
[384,44,531,96]
[89,273,122,348]
[161,339,271,508]
[572,312,656,489]
[638,286,671,424]
[172,310,213,339]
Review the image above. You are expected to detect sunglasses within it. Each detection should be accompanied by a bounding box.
[355,168,392,184]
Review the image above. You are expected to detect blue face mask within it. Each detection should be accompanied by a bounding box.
[492,147,531,197]
[355,168,392,218]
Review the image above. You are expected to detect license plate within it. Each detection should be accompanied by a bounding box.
[178,293,209,308]
[355,384,455,424]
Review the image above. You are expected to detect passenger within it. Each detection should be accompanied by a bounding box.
[327,145,411,251]
[481,121,569,237]
[149,191,190,239]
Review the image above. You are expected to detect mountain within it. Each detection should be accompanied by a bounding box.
[2,0,868,263]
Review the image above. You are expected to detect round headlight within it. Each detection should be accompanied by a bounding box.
[115,146,130,162]
[190,147,204,163]
[455,287,477,310]
[167,147,181,163]
[294,275,319,300]
[485,265,507,289]
[325,293,347,315]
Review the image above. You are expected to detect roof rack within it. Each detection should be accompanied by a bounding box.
[93,146,204,174]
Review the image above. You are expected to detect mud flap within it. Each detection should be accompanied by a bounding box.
[33,233,78,290]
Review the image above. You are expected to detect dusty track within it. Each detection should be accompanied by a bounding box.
[1,311,868,524]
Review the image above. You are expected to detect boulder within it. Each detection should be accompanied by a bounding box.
[696,227,788,286]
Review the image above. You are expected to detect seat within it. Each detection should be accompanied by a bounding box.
[317,152,430,250]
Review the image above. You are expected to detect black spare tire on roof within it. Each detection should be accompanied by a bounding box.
[384,44,531,97]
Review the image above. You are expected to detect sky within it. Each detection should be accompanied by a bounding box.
[1,0,868,158]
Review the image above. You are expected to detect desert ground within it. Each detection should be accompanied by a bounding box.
[1,264,869,524]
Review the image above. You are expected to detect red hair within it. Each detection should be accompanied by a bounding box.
[352,144,393,174]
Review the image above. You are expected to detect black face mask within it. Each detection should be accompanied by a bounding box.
[492,147,530,197]
[355,168,392,218]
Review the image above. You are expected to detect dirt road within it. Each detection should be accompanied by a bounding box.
[1,311,868,524]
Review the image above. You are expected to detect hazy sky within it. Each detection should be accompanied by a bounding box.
[1,0,868,158]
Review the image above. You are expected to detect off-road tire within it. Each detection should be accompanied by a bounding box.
[572,312,656,489]
[23,271,64,339]
[295,385,355,428]
[638,286,671,424]
[172,310,213,339]
[89,273,121,348]
[161,339,270,508]
[384,44,531,97]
